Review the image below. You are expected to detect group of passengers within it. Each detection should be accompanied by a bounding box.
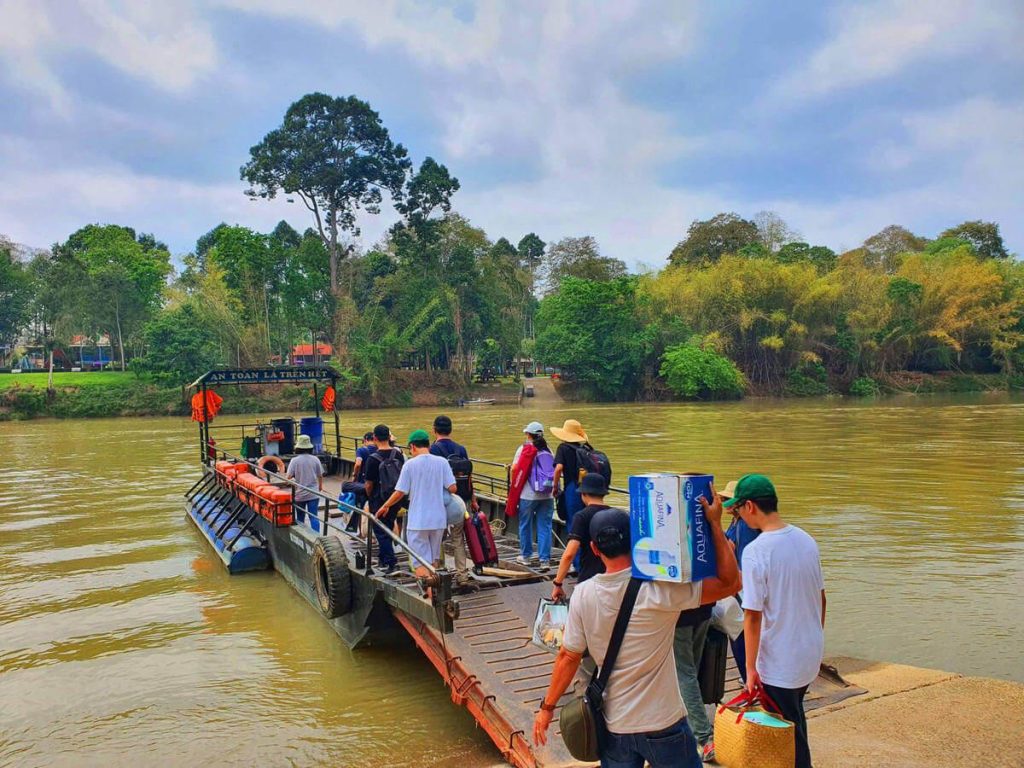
[286,415,825,768]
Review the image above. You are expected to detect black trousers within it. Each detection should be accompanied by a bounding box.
[761,682,811,768]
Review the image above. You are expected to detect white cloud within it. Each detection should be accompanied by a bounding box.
[0,0,217,112]
[770,0,1020,103]
[0,135,304,253]
[219,1,710,261]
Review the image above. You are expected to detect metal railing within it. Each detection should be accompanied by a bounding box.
[209,448,440,576]
[335,432,629,499]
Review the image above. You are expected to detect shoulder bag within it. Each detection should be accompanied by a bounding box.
[559,577,642,761]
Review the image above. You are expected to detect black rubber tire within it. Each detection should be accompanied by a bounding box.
[312,537,352,618]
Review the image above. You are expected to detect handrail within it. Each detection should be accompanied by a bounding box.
[336,432,628,496]
[213,450,440,575]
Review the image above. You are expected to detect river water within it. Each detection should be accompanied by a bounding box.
[1,394,1022,766]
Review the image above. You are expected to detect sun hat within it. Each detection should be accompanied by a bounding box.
[408,429,431,445]
[294,434,314,450]
[720,480,739,500]
[523,421,544,435]
[578,472,608,496]
[550,418,589,444]
[723,474,776,509]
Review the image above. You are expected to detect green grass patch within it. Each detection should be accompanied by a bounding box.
[0,371,139,390]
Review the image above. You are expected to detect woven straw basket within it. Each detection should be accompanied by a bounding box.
[714,690,795,768]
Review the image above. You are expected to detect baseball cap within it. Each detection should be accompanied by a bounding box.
[408,429,430,444]
[589,508,630,554]
[722,473,776,508]
[523,421,544,435]
[579,472,608,496]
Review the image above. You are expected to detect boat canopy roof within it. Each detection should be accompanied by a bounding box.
[189,366,338,388]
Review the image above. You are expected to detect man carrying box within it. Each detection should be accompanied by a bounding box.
[533,491,740,768]
[725,474,826,768]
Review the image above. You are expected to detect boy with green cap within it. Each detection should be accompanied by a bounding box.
[377,429,457,586]
[724,474,826,768]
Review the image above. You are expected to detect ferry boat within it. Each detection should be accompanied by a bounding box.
[183,367,865,768]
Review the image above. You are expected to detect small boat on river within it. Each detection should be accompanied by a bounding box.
[183,367,865,768]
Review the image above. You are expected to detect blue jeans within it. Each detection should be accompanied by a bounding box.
[673,620,714,746]
[518,497,554,561]
[601,717,701,768]
[295,497,319,529]
[563,481,584,568]
[370,500,398,570]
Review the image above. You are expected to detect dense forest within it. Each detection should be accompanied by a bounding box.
[1,93,1021,404]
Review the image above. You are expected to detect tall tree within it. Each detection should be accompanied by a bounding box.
[754,211,800,253]
[939,220,1009,260]
[0,243,32,363]
[55,225,171,371]
[240,92,411,298]
[669,213,759,266]
[543,236,626,293]
[862,225,928,272]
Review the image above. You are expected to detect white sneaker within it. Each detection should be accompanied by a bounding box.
[538,561,551,572]
[515,555,530,566]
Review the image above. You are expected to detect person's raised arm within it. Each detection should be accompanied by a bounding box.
[697,486,741,604]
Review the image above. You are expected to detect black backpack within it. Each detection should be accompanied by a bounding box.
[376,449,403,499]
[575,444,612,485]
[447,454,474,502]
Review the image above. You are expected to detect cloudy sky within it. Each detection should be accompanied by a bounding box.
[1,0,1021,266]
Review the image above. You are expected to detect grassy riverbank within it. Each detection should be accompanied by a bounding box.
[1,369,1018,420]
[0,371,522,421]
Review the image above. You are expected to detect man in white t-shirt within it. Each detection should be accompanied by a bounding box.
[377,429,456,587]
[724,474,826,768]
[533,493,741,768]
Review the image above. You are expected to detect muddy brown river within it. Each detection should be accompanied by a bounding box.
[1,393,1022,766]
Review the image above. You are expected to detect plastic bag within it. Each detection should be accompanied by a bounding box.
[712,596,744,640]
[532,598,569,652]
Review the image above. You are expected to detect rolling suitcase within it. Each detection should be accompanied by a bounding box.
[699,626,729,704]
[464,511,499,572]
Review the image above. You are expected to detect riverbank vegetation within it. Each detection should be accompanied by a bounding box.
[2,92,1022,418]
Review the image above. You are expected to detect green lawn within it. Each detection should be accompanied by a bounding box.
[0,371,139,390]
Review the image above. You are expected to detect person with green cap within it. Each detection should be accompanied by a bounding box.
[724,474,826,768]
[377,429,457,587]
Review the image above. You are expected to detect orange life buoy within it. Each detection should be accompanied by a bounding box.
[256,455,286,480]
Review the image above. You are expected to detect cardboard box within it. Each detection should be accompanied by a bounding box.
[628,472,717,583]
[680,473,717,582]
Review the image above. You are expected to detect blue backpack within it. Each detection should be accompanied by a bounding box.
[530,450,556,494]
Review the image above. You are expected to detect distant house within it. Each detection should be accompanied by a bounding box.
[291,343,333,365]
[69,335,113,368]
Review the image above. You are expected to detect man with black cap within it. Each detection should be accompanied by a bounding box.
[725,474,825,768]
[549,472,611,602]
[534,491,741,768]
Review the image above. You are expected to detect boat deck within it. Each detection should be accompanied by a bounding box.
[314,475,864,767]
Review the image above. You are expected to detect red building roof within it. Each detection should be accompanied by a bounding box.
[292,343,333,356]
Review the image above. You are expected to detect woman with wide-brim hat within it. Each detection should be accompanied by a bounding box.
[550,419,592,539]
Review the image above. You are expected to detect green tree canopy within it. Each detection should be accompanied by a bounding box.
[669,213,759,266]
[543,236,626,293]
[0,244,33,356]
[241,92,412,298]
[535,276,650,400]
[939,220,1009,260]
